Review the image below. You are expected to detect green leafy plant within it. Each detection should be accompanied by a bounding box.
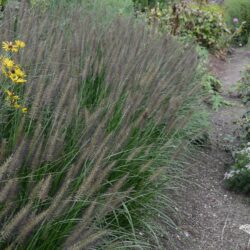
[178,2,231,51]
[224,0,250,45]
[224,144,250,194]
[210,93,232,111]
[237,64,250,105]
[238,112,250,140]
[195,46,230,111]
[202,73,231,110]
[144,1,231,52]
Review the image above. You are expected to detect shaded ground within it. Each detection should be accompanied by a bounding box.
[172,48,250,250]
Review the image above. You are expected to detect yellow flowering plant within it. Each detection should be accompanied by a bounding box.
[0,40,27,113]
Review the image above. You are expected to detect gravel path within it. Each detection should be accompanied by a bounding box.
[172,48,250,250]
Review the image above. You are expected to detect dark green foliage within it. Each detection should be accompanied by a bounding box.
[0,0,8,9]
[224,146,250,194]
[225,169,250,194]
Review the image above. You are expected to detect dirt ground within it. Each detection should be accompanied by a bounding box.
[171,48,250,250]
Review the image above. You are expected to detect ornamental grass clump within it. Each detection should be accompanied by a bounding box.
[0,2,208,249]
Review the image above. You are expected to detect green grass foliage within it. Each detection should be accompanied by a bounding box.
[133,0,169,9]
[30,0,134,23]
[0,1,208,249]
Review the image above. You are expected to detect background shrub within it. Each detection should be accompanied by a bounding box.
[144,1,231,52]
[224,0,250,45]
[0,1,208,249]
[178,2,230,51]
[224,145,250,194]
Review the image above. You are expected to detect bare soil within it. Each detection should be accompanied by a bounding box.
[172,48,250,250]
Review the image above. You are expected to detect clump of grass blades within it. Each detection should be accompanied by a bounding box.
[0,2,208,249]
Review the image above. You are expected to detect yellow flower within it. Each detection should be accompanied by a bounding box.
[3,65,27,84]
[5,89,14,96]
[15,78,27,84]
[2,41,19,52]
[15,40,26,48]
[1,40,28,113]
[5,89,19,104]
[14,67,26,78]
[2,57,14,68]
[21,107,28,113]
[12,95,19,100]
[9,73,27,84]
[14,103,21,109]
